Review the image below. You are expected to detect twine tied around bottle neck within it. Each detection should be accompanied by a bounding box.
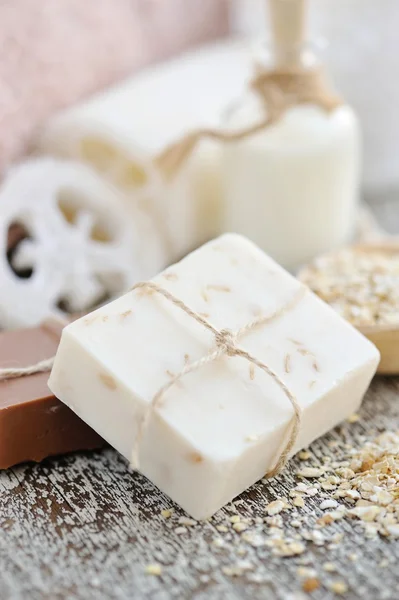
[130,281,307,479]
[155,66,342,179]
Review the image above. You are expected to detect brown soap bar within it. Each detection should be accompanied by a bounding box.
[0,321,104,468]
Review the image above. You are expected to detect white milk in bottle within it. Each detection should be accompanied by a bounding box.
[220,0,361,271]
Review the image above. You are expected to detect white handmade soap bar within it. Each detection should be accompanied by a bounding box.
[48,234,379,519]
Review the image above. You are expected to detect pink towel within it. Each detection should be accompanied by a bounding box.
[0,0,228,174]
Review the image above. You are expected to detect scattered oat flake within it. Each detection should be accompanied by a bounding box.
[207,285,231,292]
[175,526,188,535]
[145,564,162,576]
[266,500,285,516]
[316,514,335,527]
[348,506,381,522]
[293,496,305,508]
[298,450,311,460]
[310,530,325,545]
[84,315,97,325]
[249,364,255,380]
[302,578,320,593]
[242,532,265,547]
[289,338,303,346]
[386,524,399,537]
[379,559,389,568]
[236,559,253,571]
[163,272,178,280]
[347,413,360,423]
[233,522,248,533]
[212,537,225,548]
[297,567,317,579]
[254,516,263,525]
[323,562,337,573]
[298,347,311,356]
[320,499,338,510]
[329,581,348,595]
[294,483,309,493]
[348,553,358,562]
[216,524,228,532]
[297,467,325,478]
[161,509,173,519]
[332,533,344,544]
[229,515,241,524]
[370,489,393,506]
[178,517,196,526]
[222,566,240,577]
[274,541,305,557]
[290,519,302,528]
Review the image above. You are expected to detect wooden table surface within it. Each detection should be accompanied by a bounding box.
[1,198,398,600]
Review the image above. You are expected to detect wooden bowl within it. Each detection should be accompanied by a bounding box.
[358,324,399,375]
[298,242,399,375]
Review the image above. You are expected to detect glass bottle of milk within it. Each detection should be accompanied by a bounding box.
[220,0,361,271]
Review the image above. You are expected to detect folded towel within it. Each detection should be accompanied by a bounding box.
[0,0,228,175]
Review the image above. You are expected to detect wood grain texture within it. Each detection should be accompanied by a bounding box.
[1,200,398,600]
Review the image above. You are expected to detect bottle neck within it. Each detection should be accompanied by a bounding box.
[253,40,322,73]
[268,0,307,69]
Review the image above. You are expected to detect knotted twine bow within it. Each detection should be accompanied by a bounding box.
[130,281,307,479]
[155,66,342,178]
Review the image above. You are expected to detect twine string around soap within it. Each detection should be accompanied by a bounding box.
[155,67,342,178]
[130,281,307,479]
[0,317,66,381]
[0,357,54,381]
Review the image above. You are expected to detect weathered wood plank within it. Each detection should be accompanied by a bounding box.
[0,380,398,600]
